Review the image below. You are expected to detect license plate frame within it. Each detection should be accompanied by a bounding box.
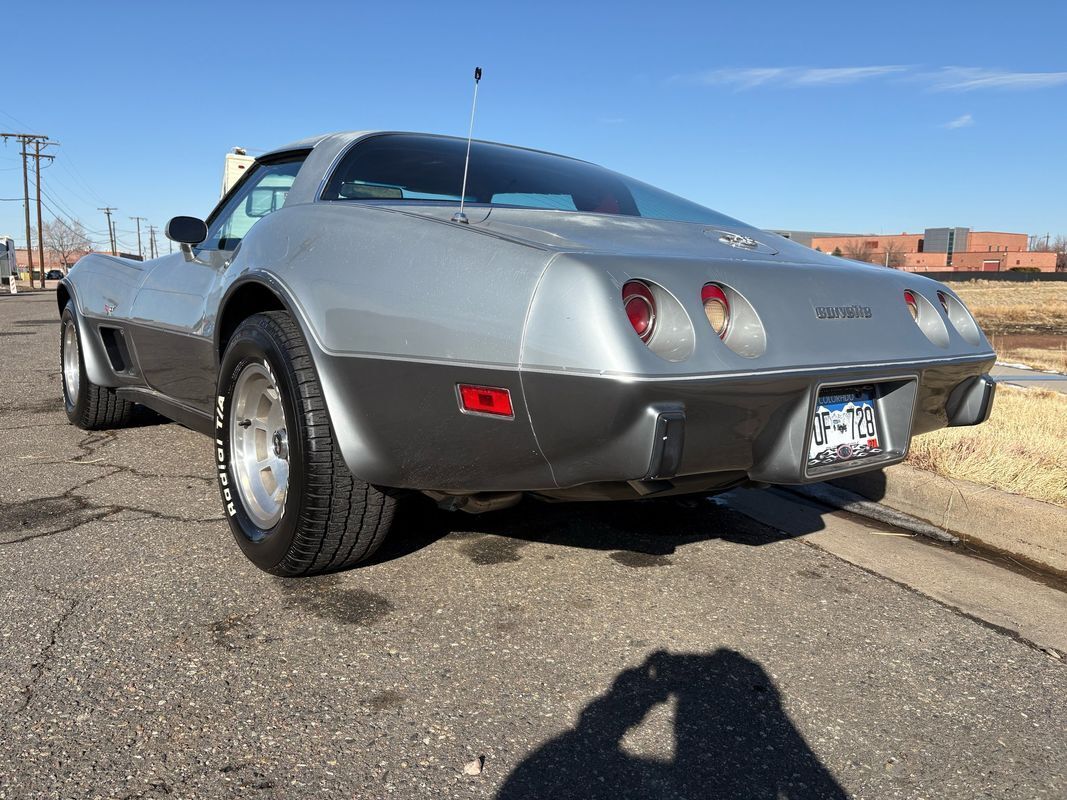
[807,384,884,471]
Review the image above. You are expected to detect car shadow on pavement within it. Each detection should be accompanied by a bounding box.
[496,648,847,800]
[371,493,811,567]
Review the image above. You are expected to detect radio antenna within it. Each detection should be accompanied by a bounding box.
[452,66,482,224]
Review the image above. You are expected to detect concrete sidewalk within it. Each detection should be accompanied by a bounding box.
[831,463,1067,576]
[992,363,1067,393]
[726,486,1067,656]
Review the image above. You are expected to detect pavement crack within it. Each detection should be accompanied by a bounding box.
[0,422,68,432]
[33,456,215,486]
[2,508,124,545]
[1,465,223,547]
[16,589,80,715]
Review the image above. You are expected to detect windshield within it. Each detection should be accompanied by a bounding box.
[321,133,746,228]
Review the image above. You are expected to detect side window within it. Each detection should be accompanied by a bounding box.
[201,156,306,252]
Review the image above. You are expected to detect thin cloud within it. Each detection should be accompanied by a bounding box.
[674,65,908,89]
[943,113,974,129]
[672,65,1067,93]
[926,67,1067,91]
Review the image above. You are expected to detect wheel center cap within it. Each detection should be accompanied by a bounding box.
[272,428,288,460]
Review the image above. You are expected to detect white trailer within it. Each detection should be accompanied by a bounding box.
[222,148,255,196]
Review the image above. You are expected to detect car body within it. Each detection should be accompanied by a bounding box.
[45,269,66,281]
[56,131,996,573]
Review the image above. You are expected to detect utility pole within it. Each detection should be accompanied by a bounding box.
[20,141,33,281]
[98,207,117,255]
[1,132,51,283]
[147,224,158,259]
[32,140,56,288]
[130,216,146,260]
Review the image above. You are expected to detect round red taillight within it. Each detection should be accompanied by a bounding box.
[701,283,730,338]
[622,280,656,342]
[936,290,950,313]
[904,289,919,321]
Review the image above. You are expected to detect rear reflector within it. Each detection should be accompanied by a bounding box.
[458,384,514,417]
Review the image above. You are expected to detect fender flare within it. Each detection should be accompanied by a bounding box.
[214,270,323,361]
[58,279,117,388]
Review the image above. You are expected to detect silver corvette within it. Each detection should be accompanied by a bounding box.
[57,131,996,575]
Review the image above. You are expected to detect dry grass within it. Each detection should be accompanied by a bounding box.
[950,280,1067,335]
[907,385,1067,507]
[946,280,1067,373]
[997,346,1067,374]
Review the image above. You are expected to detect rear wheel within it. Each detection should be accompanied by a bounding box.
[60,302,135,430]
[216,311,396,576]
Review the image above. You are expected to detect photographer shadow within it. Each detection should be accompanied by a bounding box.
[497,649,847,800]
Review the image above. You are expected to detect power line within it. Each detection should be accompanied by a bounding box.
[0,110,42,136]
[55,152,108,206]
[39,168,102,210]
[39,184,95,227]
[39,198,95,246]
[38,185,112,238]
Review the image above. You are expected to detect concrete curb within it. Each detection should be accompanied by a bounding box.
[829,464,1067,576]
[785,482,959,544]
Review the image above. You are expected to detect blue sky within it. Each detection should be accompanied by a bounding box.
[2,0,1065,252]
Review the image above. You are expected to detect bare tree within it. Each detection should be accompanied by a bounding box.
[41,218,92,273]
[843,239,873,262]
[881,240,907,268]
[1030,233,1067,271]
[1053,234,1067,271]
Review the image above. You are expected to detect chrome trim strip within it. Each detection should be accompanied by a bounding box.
[313,347,996,382]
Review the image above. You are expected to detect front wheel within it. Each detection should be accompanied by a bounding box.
[216,311,396,576]
[60,302,135,430]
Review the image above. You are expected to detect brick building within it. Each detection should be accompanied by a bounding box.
[12,247,141,275]
[802,228,1057,272]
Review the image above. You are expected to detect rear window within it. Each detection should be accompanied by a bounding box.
[321,133,744,227]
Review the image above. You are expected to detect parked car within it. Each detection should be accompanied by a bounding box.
[45,269,66,281]
[55,131,997,576]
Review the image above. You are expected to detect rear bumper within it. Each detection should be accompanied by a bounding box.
[521,355,996,492]
[314,343,994,496]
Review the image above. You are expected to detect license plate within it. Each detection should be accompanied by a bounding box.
[808,385,883,469]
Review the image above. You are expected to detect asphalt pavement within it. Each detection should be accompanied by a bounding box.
[1,292,1064,799]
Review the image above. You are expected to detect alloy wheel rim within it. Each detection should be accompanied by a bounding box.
[230,362,289,530]
[62,320,80,404]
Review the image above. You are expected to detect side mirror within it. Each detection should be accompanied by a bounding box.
[165,216,208,246]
